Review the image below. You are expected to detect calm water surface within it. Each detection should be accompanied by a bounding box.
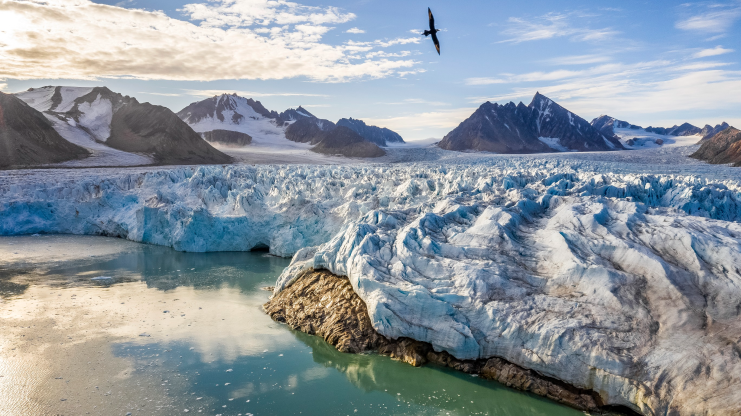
[0,235,583,416]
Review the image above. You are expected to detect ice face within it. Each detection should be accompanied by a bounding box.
[1,158,741,415]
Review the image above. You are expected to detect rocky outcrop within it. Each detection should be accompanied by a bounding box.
[336,118,404,146]
[438,93,623,153]
[700,122,731,141]
[690,127,741,166]
[202,130,252,147]
[310,126,386,158]
[0,91,89,168]
[265,269,612,413]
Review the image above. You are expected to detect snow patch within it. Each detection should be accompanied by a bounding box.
[538,137,570,152]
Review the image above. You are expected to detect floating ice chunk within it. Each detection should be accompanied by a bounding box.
[90,276,113,281]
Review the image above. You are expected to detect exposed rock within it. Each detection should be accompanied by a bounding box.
[105,96,233,165]
[264,268,608,412]
[644,123,701,136]
[264,269,387,353]
[336,118,404,146]
[15,86,232,166]
[690,127,741,166]
[438,93,623,153]
[591,115,640,137]
[202,130,252,147]
[0,91,89,168]
[699,122,731,141]
[310,126,386,158]
[177,94,280,124]
[285,118,329,145]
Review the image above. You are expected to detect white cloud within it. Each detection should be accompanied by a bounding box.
[0,80,7,91]
[543,54,612,66]
[364,107,477,141]
[345,27,365,34]
[0,0,419,83]
[693,46,734,58]
[185,89,329,98]
[499,12,619,43]
[676,7,741,33]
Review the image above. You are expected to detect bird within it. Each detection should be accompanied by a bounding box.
[422,7,441,55]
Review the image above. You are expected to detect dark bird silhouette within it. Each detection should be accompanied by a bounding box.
[422,7,441,55]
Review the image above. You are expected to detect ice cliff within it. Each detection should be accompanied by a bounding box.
[2,159,741,415]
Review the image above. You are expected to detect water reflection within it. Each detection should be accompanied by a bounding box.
[0,235,584,416]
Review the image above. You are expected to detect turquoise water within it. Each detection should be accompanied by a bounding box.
[0,236,583,416]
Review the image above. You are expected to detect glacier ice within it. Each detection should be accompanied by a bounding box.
[1,157,741,414]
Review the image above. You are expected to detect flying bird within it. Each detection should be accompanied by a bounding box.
[422,7,441,55]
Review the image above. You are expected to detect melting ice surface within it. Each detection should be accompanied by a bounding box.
[0,235,582,416]
[1,150,741,415]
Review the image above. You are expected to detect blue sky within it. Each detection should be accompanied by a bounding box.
[1,0,740,140]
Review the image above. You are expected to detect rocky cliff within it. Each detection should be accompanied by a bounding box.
[690,127,741,166]
[0,91,89,168]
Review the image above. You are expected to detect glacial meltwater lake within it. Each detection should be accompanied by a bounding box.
[0,235,584,416]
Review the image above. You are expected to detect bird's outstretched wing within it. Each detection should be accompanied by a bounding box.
[428,7,435,30]
[431,32,440,55]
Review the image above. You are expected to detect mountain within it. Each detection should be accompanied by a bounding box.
[178,94,389,158]
[284,113,385,157]
[15,86,231,166]
[311,126,385,158]
[438,93,623,153]
[0,91,89,168]
[337,118,404,146]
[644,123,701,136]
[590,115,640,137]
[699,122,731,141]
[690,127,741,166]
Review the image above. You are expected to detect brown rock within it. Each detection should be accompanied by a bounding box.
[264,269,611,413]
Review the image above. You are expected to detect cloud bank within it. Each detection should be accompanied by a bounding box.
[0,0,418,82]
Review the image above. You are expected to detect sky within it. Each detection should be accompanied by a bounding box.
[1,0,740,141]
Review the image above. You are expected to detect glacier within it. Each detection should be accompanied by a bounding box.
[1,155,741,415]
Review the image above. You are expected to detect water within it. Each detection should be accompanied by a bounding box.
[0,235,584,416]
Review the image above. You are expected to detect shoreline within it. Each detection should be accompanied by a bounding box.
[263,269,638,416]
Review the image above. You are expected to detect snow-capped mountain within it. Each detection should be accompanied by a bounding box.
[691,127,741,166]
[15,86,231,166]
[0,91,89,168]
[177,94,397,157]
[438,93,623,153]
[590,115,640,137]
[590,116,733,149]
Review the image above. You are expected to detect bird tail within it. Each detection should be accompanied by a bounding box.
[423,30,431,37]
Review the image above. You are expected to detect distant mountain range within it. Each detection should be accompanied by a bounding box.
[177,94,402,158]
[591,115,731,142]
[439,93,623,153]
[3,85,739,168]
[13,86,231,166]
